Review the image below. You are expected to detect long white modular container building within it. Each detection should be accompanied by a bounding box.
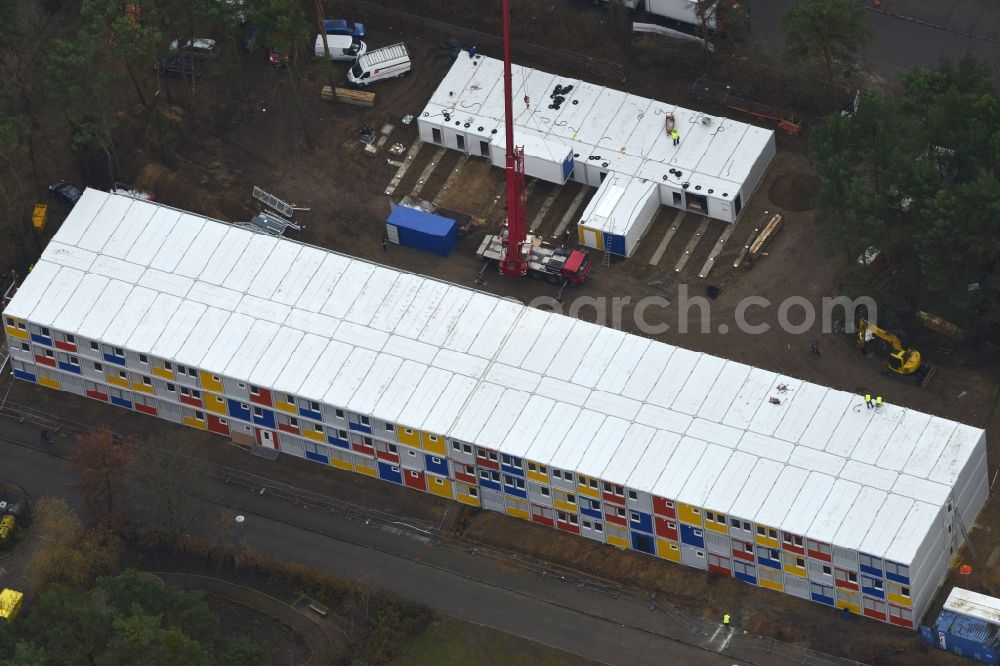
[3,190,988,628]
[417,54,776,256]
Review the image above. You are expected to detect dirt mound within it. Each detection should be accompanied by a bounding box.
[768,173,820,212]
[134,162,231,220]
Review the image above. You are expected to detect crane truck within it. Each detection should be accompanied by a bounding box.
[857,319,937,388]
[475,0,591,299]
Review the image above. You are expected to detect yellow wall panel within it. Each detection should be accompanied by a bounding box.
[553,500,576,513]
[130,382,154,395]
[354,463,377,477]
[5,325,28,340]
[152,367,174,380]
[760,578,784,592]
[887,592,911,607]
[421,433,446,455]
[457,493,481,508]
[837,598,861,614]
[37,376,60,389]
[678,504,703,526]
[607,535,629,549]
[199,371,223,392]
[398,428,420,447]
[427,477,453,499]
[578,484,600,500]
[526,469,548,484]
[302,429,324,443]
[755,531,780,549]
[782,563,807,578]
[183,416,207,430]
[330,458,352,471]
[705,521,728,534]
[205,395,227,415]
[656,539,681,562]
[106,375,129,388]
[274,400,297,414]
[506,507,529,521]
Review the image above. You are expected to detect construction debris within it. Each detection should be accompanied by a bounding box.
[691,78,802,136]
[322,85,375,107]
[743,213,783,267]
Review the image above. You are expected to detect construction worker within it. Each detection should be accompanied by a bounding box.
[671,129,680,146]
[810,340,821,357]
[864,393,873,409]
[381,236,388,251]
[723,613,731,627]
[875,396,883,408]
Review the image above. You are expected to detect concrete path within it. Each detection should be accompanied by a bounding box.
[648,210,686,266]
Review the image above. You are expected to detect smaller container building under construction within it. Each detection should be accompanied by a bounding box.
[418,54,776,256]
[921,588,1000,663]
[3,191,988,629]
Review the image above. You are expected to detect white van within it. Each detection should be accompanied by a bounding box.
[314,34,366,61]
[347,43,411,86]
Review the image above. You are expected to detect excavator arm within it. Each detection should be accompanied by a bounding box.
[857,319,923,376]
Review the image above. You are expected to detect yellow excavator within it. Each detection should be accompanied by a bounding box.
[857,319,936,387]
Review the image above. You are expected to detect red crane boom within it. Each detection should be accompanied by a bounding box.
[498,0,528,277]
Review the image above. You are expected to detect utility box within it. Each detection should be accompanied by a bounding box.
[32,203,47,231]
[386,205,458,257]
[0,589,23,623]
[920,588,1000,664]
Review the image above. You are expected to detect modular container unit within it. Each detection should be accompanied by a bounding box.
[418,54,776,229]
[576,176,660,257]
[386,206,458,257]
[4,190,990,629]
[921,588,1000,664]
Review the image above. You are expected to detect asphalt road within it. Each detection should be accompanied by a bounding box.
[748,0,1000,77]
[562,0,1000,76]
[0,425,748,666]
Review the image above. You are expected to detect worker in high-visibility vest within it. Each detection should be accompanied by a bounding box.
[723,613,731,627]
[864,393,873,409]
[876,396,883,408]
[671,129,680,146]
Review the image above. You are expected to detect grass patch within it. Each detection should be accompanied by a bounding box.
[396,617,594,665]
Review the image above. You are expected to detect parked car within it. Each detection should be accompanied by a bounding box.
[323,19,365,39]
[48,180,83,207]
[267,46,289,67]
[156,56,206,79]
[314,34,366,61]
[168,38,218,58]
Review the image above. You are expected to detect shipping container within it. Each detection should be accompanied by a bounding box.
[386,206,458,256]
[3,190,989,629]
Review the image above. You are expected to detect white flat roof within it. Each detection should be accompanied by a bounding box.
[5,190,988,565]
[945,588,1000,625]
[422,54,775,196]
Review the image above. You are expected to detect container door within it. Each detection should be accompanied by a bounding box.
[258,428,278,450]
[580,226,602,250]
